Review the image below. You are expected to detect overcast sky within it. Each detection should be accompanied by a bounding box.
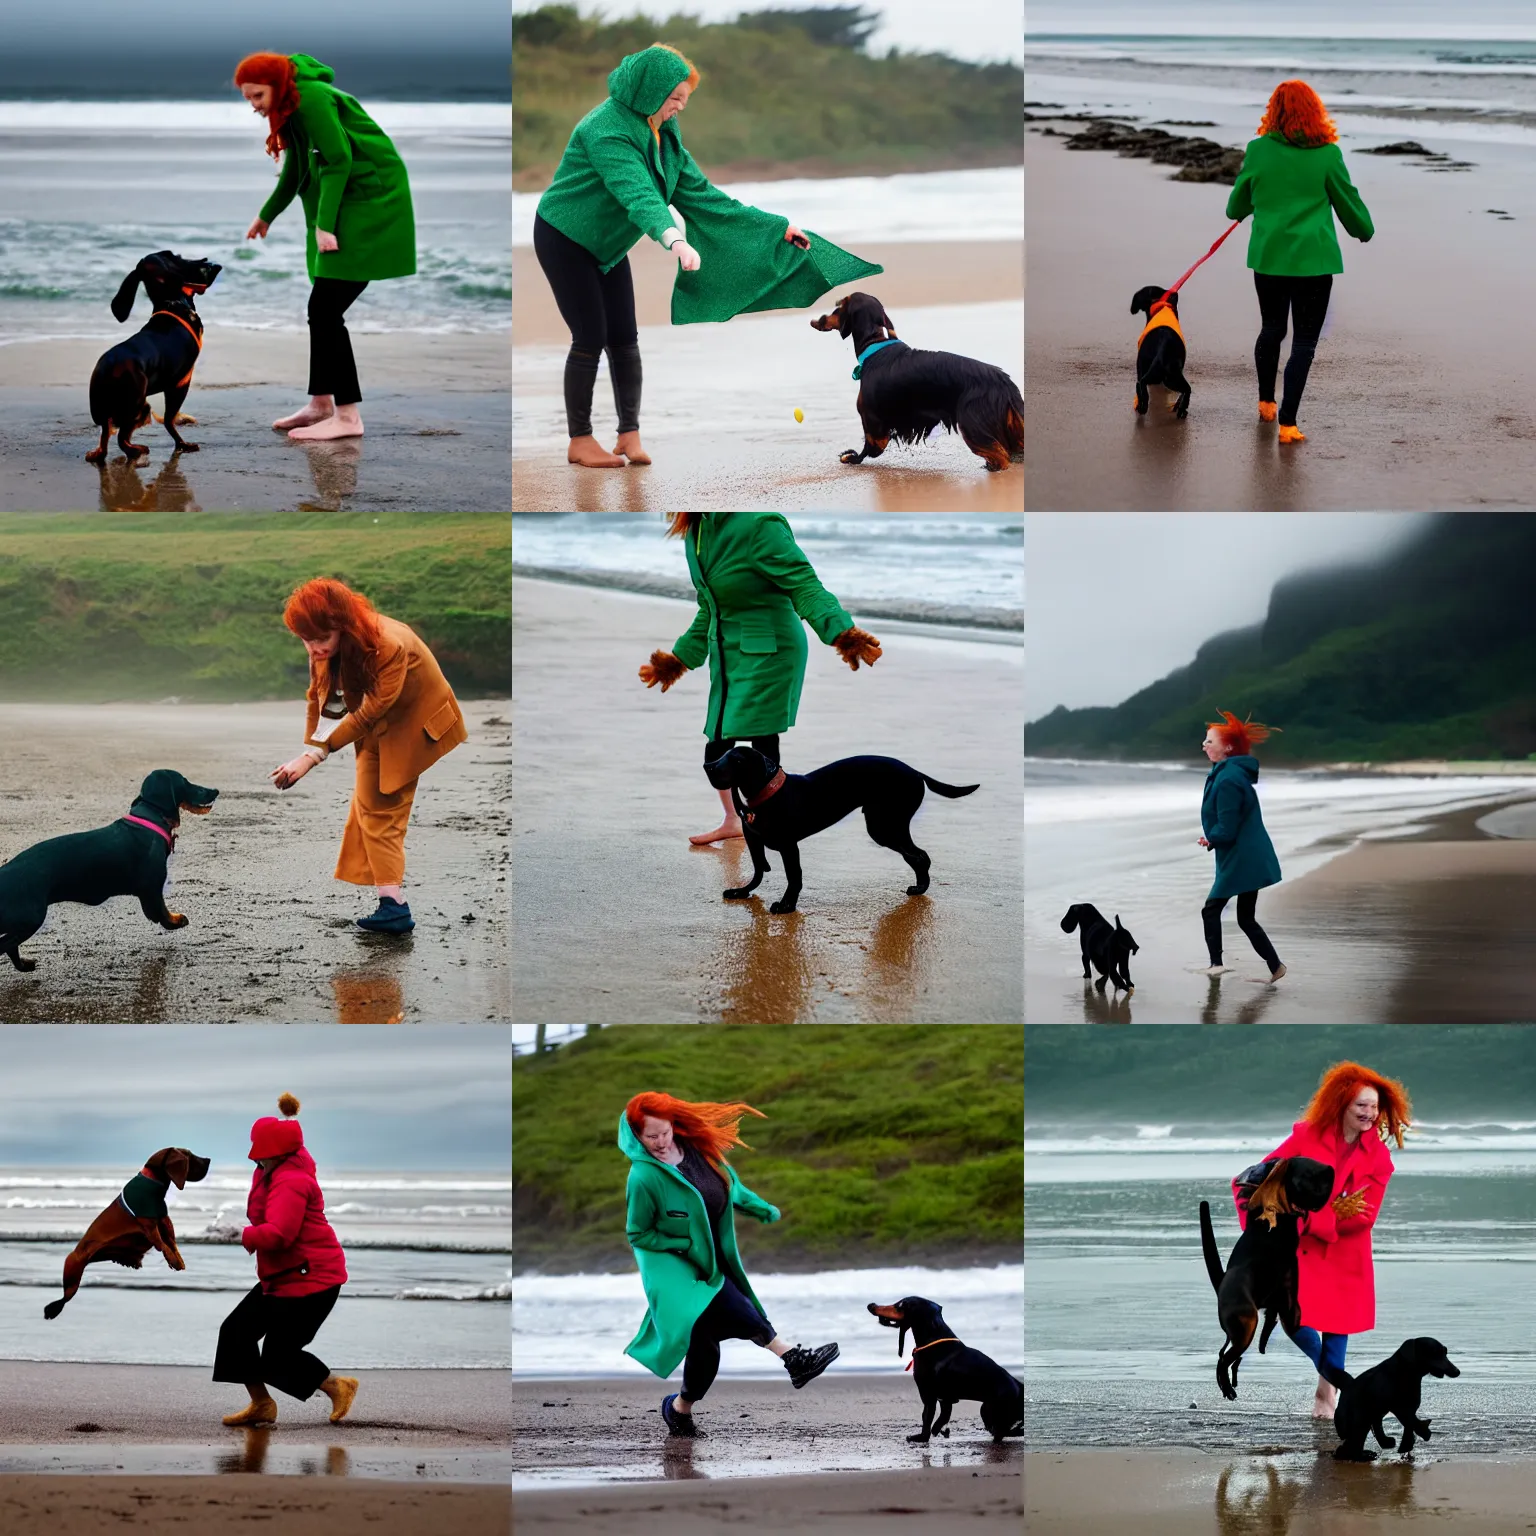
[1026,513,1429,718]
[1028,0,1536,35]
[0,1027,509,1170]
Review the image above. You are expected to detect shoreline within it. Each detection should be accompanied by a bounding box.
[1027,754,1536,777]
[513,1245,1024,1277]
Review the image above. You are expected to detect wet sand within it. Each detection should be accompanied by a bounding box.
[0,700,510,1023]
[1026,127,1536,510]
[0,332,510,512]
[511,576,1022,1023]
[1027,1449,1536,1534]
[512,240,1022,512]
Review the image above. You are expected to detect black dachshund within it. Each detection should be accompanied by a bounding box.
[704,746,978,913]
[87,251,221,463]
[1130,285,1191,419]
[0,769,218,970]
[868,1297,1022,1444]
[1200,1156,1336,1400]
[811,292,1025,472]
[1060,902,1138,993]
[1323,1337,1461,1461]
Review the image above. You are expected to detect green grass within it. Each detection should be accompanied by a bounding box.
[0,513,509,701]
[513,1024,1023,1272]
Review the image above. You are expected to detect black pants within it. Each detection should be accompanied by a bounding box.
[212,1282,340,1401]
[308,278,369,405]
[532,212,642,438]
[703,734,781,773]
[1253,272,1333,426]
[681,1274,776,1403]
[1202,890,1282,972]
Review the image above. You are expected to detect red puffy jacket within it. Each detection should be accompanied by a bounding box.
[241,1146,349,1297]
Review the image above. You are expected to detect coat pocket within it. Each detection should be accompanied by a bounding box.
[737,613,779,655]
[423,699,460,741]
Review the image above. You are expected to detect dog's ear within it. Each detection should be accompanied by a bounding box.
[836,297,853,339]
[1248,1159,1294,1229]
[1060,906,1079,933]
[111,270,143,323]
[1114,915,1122,929]
[164,1149,190,1189]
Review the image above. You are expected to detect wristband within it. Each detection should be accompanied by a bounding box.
[303,745,328,763]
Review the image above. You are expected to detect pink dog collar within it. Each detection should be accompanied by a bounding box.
[121,813,173,848]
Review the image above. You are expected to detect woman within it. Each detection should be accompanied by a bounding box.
[620,1091,839,1438]
[534,43,880,468]
[1226,79,1374,443]
[1197,711,1285,982]
[236,53,416,442]
[270,577,468,933]
[638,513,882,845]
[215,1092,357,1427]
[1233,1062,1409,1417]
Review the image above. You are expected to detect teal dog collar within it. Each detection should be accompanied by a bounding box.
[852,339,903,380]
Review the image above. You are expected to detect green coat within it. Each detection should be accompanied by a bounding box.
[535,45,881,324]
[1201,754,1282,899]
[259,54,416,283]
[671,513,855,739]
[1225,134,1373,276]
[618,1111,780,1378]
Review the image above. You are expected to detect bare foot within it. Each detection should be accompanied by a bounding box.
[1195,964,1233,976]
[689,820,743,845]
[1311,1388,1337,1419]
[568,434,625,468]
[274,403,333,430]
[289,410,363,442]
[1269,963,1288,984]
[613,431,651,465]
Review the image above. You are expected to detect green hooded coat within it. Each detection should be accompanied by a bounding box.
[1225,134,1374,277]
[258,54,417,283]
[619,1111,780,1378]
[671,513,855,739]
[535,46,882,325]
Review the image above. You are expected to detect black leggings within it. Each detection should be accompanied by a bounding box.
[308,278,369,405]
[1202,890,1281,972]
[681,1274,776,1403]
[532,211,642,438]
[1253,272,1333,426]
[212,1282,340,1401]
[703,734,781,773]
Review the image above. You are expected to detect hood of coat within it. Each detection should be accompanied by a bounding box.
[1210,753,1261,786]
[291,54,337,88]
[607,46,691,118]
[617,1110,727,1181]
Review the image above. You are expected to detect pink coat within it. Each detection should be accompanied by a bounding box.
[1232,1118,1394,1335]
[241,1147,349,1297]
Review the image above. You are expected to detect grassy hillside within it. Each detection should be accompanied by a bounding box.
[0,513,509,701]
[513,5,1023,188]
[513,1024,1022,1272]
[1027,515,1536,763]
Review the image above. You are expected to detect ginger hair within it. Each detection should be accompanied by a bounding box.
[283,577,384,693]
[667,513,701,537]
[1207,710,1277,756]
[278,1092,301,1117]
[625,1091,764,1171]
[1304,1061,1412,1149]
[646,44,701,144]
[1257,80,1338,147]
[234,52,302,159]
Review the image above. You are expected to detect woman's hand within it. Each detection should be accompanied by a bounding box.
[1332,1189,1368,1220]
[671,239,700,272]
[783,223,810,250]
[1197,836,1212,848]
[316,230,340,254]
[833,627,882,671]
[246,218,270,241]
[270,754,317,790]
[639,650,688,691]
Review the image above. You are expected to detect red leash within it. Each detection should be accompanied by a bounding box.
[1149,220,1242,316]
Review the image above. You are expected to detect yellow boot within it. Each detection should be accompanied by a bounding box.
[1278,424,1306,444]
[222,1396,277,1427]
[1258,400,1277,422]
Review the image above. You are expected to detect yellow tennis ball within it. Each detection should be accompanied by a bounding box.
[794,407,804,423]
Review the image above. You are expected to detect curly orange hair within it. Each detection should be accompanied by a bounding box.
[1303,1061,1412,1149]
[1257,80,1338,147]
[625,1092,765,1169]
[1207,710,1277,756]
[234,53,302,159]
[283,577,384,692]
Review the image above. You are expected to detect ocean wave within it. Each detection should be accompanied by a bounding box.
[396,1283,512,1302]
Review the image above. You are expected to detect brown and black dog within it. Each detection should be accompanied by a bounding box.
[44,1146,212,1318]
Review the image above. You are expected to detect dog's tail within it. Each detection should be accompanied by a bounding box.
[1199,1201,1225,1293]
[1318,1359,1354,1393]
[957,375,1026,473]
[921,775,980,799]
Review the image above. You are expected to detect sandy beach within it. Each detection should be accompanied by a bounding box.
[1026,125,1536,510]
[511,576,1022,1023]
[0,332,510,512]
[0,700,509,1023]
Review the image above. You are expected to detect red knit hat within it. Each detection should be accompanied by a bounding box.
[248,1091,305,1161]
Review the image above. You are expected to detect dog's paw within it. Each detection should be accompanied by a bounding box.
[938,1428,950,1439]
[165,912,190,930]
[905,882,929,897]
[768,899,799,914]
[905,1433,930,1444]
[839,450,861,465]
[722,887,754,901]
[11,953,37,973]
[179,441,201,453]
[85,448,106,464]
[43,1299,64,1320]
[1176,407,1189,419]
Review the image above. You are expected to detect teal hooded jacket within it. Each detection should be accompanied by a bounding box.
[619,1111,780,1378]
[535,45,881,324]
[1201,754,1282,899]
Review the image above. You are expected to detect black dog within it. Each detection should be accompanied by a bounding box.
[1060,902,1138,993]
[811,292,1025,472]
[0,769,218,970]
[87,251,222,464]
[1323,1338,1461,1461]
[704,746,978,913]
[1130,285,1191,419]
[1199,1156,1336,1399]
[868,1297,1022,1444]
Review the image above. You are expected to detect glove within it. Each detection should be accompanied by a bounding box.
[639,650,688,691]
[833,627,883,671]
[661,227,701,272]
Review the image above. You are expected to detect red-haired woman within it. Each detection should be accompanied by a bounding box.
[1232,1062,1410,1417]
[235,53,415,441]
[270,578,468,933]
[1197,712,1285,981]
[1226,80,1374,443]
[619,1092,839,1438]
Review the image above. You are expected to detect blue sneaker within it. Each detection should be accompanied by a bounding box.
[357,898,414,934]
[661,1393,704,1438]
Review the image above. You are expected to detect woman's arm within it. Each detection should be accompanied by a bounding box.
[258,140,305,226]
[321,638,410,753]
[299,91,354,239]
[1204,777,1248,849]
[671,600,712,671]
[753,515,855,644]
[624,1178,693,1253]
[587,127,681,247]
[242,1181,307,1252]
[1325,149,1375,242]
[729,1174,781,1224]
[1224,149,1255,222]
